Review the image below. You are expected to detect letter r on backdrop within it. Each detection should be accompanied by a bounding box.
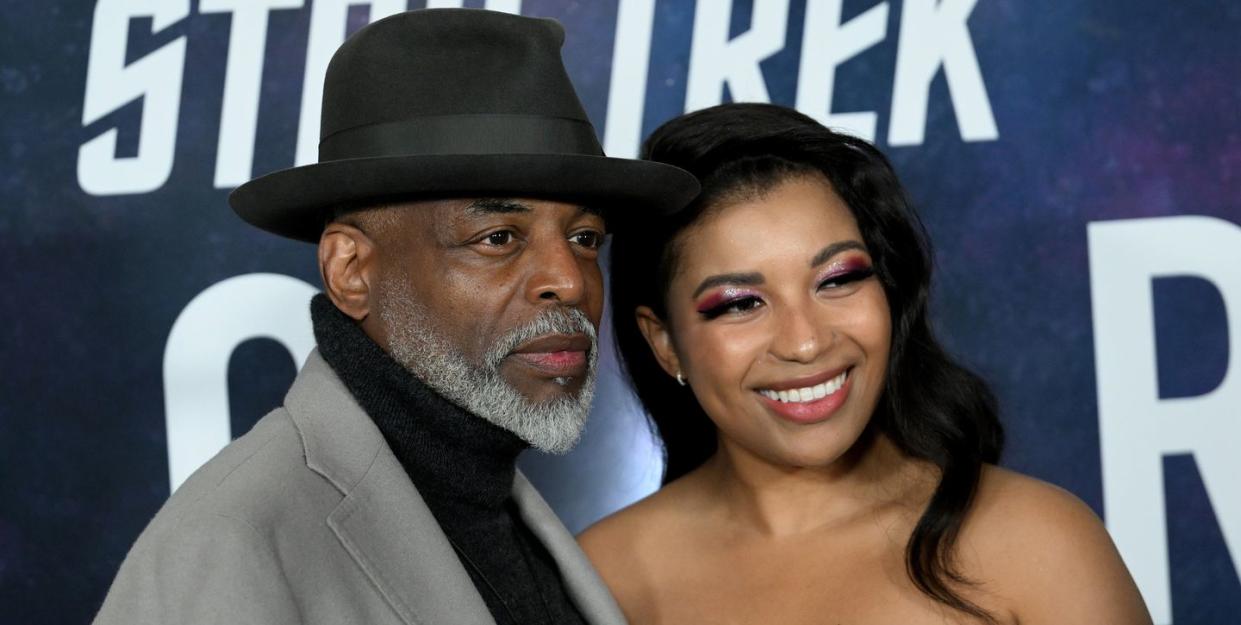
[685,0,790,111]
[1089,216,1241,625]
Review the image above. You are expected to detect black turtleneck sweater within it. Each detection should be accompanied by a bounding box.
[311,295,587,625]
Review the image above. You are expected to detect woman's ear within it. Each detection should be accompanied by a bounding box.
[318,222,377,321]
[635,306,683,381]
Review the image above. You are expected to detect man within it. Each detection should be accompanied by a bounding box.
[93,9,697,625]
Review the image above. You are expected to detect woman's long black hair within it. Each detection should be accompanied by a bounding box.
[609,103,1004,620]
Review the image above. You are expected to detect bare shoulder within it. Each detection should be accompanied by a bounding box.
[578,476,707,620]
[960,465,1152,625]
[578,475,701,564]
[967,465,1104,542]
[577,491,661,563]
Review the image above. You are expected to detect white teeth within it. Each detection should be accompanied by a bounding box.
[759,371,848,404]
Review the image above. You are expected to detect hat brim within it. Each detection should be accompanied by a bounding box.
[229,153,700,242]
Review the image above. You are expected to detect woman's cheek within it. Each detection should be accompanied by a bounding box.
[836,286,890,345]
[707,323,767,373]
[676,321,763,395]
[864,288,892,353]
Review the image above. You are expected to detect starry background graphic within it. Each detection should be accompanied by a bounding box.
[1,1,1238,623]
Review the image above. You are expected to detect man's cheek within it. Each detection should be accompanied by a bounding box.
[583,269,606,325]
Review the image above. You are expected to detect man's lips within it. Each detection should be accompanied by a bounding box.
[507,333,591,378]
[512,334,592,354]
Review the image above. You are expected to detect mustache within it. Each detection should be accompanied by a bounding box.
[484,307,598,369]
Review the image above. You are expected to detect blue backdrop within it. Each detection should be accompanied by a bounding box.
[2,1,1239,623]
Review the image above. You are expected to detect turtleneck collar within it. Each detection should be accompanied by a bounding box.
[310,294,527,511]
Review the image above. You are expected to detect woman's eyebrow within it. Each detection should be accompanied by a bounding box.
[810,240,867,267]
[691,272,765,299]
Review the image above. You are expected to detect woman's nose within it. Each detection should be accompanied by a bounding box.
[770,302,829,364]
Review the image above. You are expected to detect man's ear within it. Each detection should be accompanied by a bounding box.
[319,222,377,321]
[635,306,683,381]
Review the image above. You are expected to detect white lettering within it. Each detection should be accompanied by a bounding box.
[78,0,190,195]
[163,273,318,492]
[685,0,790,111]
[795,0,889,141]
[888,0,997,146]
[1089,216,1241,625]
[426,0,522,11]
[603,0,657,159]
[202,0,304,188]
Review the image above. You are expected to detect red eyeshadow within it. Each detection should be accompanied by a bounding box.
[818,255,871,280]
[695,288,755,313]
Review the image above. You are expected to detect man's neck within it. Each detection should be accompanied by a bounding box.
[310,293,527,510]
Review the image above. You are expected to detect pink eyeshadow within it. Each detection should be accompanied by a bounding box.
[818,256,871,280]
[695,288,756,313]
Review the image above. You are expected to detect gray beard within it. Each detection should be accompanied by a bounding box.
[376,277,598,454]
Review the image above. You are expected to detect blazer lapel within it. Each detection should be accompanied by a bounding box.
[285,351,495,625]
[513,472,628,625]
[328,450,497,625]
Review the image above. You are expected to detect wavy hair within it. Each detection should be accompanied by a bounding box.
[609,103,1004,621]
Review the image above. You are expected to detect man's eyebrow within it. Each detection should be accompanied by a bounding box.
[810,240,867,268]
[465,199,604,219]
[691,272,765,299]
[466,198,532,215]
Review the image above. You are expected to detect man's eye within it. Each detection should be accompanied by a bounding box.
[483,231,514,246]
[571,231,604,249]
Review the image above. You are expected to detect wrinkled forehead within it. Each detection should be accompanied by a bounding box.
[453,197,603,221]
[366,196,599,227]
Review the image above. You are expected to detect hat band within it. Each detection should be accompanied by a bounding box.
[319,114,604,161]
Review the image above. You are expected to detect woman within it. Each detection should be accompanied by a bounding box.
[580,104,1150,624]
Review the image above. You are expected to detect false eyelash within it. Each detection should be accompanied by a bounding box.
[698,295,763,320]
[819,267,875,289]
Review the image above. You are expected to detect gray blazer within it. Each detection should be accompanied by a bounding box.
[93,350,626,625]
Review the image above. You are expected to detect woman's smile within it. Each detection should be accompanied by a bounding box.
[753,367,852,424]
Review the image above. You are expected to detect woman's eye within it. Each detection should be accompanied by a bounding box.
[818,267,875,291]
[570,230,604,249]
[699,296,764,320]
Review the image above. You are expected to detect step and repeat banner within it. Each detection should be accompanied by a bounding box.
[2,1,1239,622]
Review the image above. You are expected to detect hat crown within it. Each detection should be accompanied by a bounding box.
[229,8,699,243]
[319,9,597,152]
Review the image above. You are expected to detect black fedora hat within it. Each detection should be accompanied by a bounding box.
[229,9,699,242]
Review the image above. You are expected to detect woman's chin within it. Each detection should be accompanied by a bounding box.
[724,424,868,471]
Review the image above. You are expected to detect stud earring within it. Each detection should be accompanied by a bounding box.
[676,372,686,386]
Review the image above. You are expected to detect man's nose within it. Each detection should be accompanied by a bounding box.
[769,301,829,364]
[524,237,587,305]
